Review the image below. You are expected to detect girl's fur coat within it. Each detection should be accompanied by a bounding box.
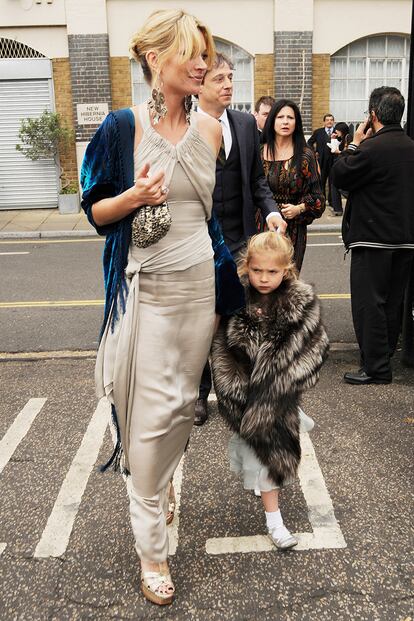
[211,278,329,487]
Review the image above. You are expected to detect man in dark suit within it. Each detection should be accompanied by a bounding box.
[307,113,335,204]
[194,52,286,425]
[331,87,414,385]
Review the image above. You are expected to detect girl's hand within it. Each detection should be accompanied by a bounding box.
[280,203,302,219]
[127,163,168,209]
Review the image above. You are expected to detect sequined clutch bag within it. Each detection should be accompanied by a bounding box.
[131,201,172,248]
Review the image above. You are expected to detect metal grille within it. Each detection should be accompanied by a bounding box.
[0,38,45,59]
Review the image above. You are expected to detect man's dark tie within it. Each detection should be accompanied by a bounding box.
[218,120,226,166]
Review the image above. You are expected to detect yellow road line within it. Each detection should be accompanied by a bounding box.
[308,232,342,237]
[0,300,104,309]
[0,294,350,309]
[0,233,340,244]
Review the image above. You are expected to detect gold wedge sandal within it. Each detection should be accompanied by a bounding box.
[141,570,175,606]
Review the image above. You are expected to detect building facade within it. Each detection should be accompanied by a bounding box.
[0,0,411,209]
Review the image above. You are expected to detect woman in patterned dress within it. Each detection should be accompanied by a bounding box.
[261,99,325,271]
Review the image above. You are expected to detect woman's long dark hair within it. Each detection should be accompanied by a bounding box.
[333,122,352,150]
[262,98,306,173]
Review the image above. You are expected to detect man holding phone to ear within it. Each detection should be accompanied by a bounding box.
[331,86,414,385]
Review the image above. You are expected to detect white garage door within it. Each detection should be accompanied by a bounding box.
[0,59,59,209]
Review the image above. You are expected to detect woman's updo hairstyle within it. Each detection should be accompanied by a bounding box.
[129,9,215,85]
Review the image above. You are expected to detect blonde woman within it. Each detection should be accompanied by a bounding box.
[81,10,243,605]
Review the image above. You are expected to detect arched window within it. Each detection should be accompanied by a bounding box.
[0,38,46,59]
[330,35,410,128]
[131,38,254,112]
[214,39,253,112]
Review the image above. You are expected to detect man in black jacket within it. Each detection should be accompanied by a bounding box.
[307,113,335,203]
[194,53,286,424]
[331,86,414,385]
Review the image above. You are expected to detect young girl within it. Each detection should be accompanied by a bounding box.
[211,232,329,549]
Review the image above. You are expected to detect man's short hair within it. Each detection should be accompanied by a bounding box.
[369,86,405,125]
[323,113,334,121]
[211,52,234,72]
[255,96,276,113]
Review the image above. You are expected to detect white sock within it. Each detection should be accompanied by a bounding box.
[265,509,283,531]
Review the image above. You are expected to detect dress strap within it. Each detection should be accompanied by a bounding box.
[189,109,197,128]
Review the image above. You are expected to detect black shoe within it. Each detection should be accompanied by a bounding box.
[194,398,209,426]
[344,370,391,385]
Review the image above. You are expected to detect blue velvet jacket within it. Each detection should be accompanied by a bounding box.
[80,108,245,337]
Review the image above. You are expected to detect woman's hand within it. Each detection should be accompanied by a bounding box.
[280,203,303,219]
[127,163,168,209]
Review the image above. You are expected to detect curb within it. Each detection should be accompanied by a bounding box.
[308,223,342,233]
[0,229,98,240]
[0,223,341,240]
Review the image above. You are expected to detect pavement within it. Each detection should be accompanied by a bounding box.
[0,206,343,238]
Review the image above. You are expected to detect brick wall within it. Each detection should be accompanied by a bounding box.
[312,54,330,131]
[254,54,275,104]
[68,34,112,142]
[110,57,132,111]
[274,31,313,132]
[52,58,78,187]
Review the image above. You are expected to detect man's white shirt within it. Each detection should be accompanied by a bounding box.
[197,106,232,158]
[196,105,282,225]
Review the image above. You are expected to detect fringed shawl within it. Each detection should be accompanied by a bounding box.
[81,108,245,336]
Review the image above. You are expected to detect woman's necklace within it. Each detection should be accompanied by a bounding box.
[275,146,293,161]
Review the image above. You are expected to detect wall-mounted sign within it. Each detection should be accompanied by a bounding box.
[77,103,108,125]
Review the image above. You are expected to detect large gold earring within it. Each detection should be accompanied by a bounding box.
[184,95,193,124]
[147,80,167,125]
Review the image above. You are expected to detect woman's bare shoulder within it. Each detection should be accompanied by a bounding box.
[194,112,221,153]
[195,112,220,132]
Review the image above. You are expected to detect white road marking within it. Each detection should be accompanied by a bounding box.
[205,396,347,554]
[0,398,47,476]
[0,543,6,556]
[0,251,30,256]
[34,399,109,558]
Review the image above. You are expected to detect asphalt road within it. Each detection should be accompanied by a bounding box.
[0,352,412,620]
[1,233,413,620]
[0,233,353,353]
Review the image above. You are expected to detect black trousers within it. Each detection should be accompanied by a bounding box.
[330,181,343,214]
[350,247,413,380]
[321,161,332,204]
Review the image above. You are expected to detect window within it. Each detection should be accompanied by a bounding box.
[330,35,410,128]
[131,38,254,112]
[214,39,253,112]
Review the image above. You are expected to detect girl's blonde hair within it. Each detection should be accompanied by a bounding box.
[129,10,215,86]
[238,232,298,281]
